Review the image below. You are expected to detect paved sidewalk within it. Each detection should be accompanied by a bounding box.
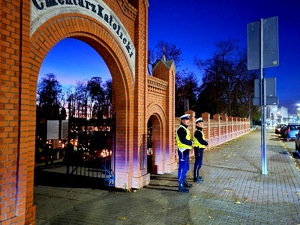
[34,129,300,225]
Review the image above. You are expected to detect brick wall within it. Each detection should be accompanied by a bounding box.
[0,1,36,224]
[0,0,250,224]
[1,0,155,224]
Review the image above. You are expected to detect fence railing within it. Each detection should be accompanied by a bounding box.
[175,110,251,150]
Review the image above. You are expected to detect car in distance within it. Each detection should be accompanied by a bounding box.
[275,124,286,135]
[295,130,300,158]
[283,124,300,141]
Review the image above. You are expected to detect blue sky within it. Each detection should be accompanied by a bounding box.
[39,0,300,112]
[39,39,110,87]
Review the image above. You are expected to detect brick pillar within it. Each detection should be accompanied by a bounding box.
[233,117,237,134]
[186,110,195,157]
[202,112,210,150]
[246,117,250,130]
[213,114,220,145]
[237,117,241,134]
[151,55,177,173]
[221,114,228,140]
[0,1,35,224]
[165,68,176,172]
[131,0,152,188]
[228,116,233,139]
[186,110,195,138]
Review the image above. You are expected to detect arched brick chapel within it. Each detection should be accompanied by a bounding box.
[0,0,176,224]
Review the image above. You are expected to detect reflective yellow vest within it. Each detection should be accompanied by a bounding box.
[193,129,206,148]
[176,125,192,149]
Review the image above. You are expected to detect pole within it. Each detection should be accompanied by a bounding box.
[260,18,268,174]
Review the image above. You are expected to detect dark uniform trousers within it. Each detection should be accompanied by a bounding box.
[178,149,190,185]
[193,146,204,179]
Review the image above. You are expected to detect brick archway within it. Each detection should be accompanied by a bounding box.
[148,113,164,174]
[25,13,135,224]
[1,1,177,224]
[30,14,135,173]
[147,103,171,174]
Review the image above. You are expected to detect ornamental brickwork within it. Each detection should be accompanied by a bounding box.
[0,1,178,224]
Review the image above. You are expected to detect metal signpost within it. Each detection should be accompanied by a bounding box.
[247,16,279,175]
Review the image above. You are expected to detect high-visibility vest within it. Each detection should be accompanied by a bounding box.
[176,125,192,149]
[193,129,206,148]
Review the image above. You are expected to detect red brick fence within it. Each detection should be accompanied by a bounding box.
[176,110,251,150]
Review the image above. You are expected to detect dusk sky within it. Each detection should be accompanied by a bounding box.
[39,0,300,113]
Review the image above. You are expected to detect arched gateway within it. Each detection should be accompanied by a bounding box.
[0,0,176,224]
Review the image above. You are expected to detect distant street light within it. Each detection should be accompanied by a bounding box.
[296,103,300,123]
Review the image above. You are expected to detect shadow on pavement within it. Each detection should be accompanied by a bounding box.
[34,167,114,191]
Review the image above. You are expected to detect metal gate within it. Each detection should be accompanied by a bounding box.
[64,117,115,187]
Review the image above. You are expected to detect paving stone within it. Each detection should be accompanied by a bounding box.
[35,129,300,225]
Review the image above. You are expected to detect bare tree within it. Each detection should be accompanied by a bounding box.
[74,81,89,118]
[175,69,199,116]
[194,39,260,118]
[148,41,183,73]
[103,79,112,118]
[36,73,62,120]
[87,77,105,119]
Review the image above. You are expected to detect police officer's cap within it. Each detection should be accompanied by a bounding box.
[180,114,190,120]
[195,117,204,123]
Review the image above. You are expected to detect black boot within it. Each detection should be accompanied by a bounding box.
[178,184,189,193]
[193,176,204,183]
[184,180,193,188]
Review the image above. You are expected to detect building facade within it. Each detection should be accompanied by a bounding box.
[0,1,177,224]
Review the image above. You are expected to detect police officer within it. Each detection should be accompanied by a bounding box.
[176,114,194,193]
[193,117,208,182]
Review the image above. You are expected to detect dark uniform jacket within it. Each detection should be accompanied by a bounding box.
[194,127,208,147]
[177,123,193,147]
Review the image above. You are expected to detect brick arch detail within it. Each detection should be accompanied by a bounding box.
[147,103,167,174]
[27,11,135,216]
[147,104,167,136]
[147,103,166,122]
[30,14,135,147]
[30,13,135,87]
